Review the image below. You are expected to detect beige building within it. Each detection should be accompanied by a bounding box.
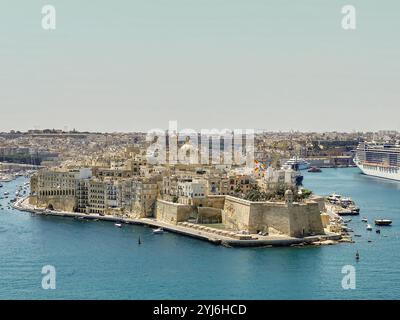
[30,168,91,211]
[177,179,207,205]
[257,167,298,192]
[206,174,229,195]
[227,174,256,195]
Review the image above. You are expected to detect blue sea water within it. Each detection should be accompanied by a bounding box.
[0,168,400,299]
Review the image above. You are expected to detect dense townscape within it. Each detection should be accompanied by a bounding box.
[1,129,399,246]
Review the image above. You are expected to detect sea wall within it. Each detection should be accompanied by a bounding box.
[192,195,226,209]
[33,195,76,212]
[197,207,222,223]
[288,202,325,237]
[223,196,290,234]
[157,195,324,237]
[222,196,324,237]
[155,199,193,224]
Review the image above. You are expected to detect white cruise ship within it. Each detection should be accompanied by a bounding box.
[354,142,400,181]
[284,157,310,171]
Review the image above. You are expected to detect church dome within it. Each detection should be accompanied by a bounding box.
[178,137,199,164]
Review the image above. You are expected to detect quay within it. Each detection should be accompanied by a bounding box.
[13,197,341,248]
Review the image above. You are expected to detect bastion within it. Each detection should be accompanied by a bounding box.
[155,192,325,238]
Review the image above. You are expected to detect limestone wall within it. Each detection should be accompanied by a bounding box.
[35,196,76,212]
[197,207,222,223]
[29,196,38,206]
[193,195,225,209]
[155,200,193,224]
[249,202,290,234]
[288,202,324,237]
[222,196,324,237]
[310,195,326,212]
[203,196,226,209]
[222,196,252,231]
[320,213,330,228]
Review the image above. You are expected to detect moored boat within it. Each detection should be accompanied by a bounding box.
[284,157,310,171]
[374,219,392,226]
[153,228,164,234]
[327,193,341,204]
[308,166,322,173]
[366,224,372,231]
[337,208,359,216]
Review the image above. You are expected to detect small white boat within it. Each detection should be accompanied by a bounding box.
[366,224,372,231]
[153,228,164,234]
[115,223,122,228]
[361,217,368,222]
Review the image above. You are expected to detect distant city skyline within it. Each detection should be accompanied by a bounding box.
[1,0,399,132]
[1,127,399,134]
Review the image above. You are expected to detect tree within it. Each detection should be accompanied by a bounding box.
[298,188,312,200]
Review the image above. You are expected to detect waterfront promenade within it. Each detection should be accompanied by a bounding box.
[13,197,341,248]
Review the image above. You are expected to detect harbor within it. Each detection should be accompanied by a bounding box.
[12,196,341,248]
[1,168,400,299]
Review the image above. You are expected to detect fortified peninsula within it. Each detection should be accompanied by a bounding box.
[14,134,348,247]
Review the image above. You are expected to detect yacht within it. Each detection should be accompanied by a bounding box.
[308,166,322,173]
[327,193,342,204]
[284,157,310,171]
[153,228,164,234]
[366,224,373,231]
[374,219,392,226]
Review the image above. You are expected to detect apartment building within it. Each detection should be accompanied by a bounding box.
[177,179,207,205]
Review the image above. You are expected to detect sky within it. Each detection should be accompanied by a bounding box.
[0,0,399,133]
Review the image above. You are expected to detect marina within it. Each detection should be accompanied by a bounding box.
[325,193,360,216]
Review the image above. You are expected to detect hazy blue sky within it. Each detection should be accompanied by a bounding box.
[0,0,399,132]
